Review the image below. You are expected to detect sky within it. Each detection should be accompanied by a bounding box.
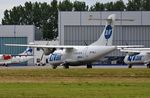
[0,0,128,23]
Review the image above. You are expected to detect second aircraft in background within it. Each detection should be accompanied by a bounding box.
[121,48,150,68]
[0,47,33,66]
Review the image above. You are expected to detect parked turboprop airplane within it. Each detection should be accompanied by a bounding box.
[0,47,33,66]
[120,48,150,68]
[5,14,140,69]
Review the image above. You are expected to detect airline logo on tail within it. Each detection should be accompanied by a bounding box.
[104,25,112,39]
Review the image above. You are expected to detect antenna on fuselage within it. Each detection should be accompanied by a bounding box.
[84,41,88,46]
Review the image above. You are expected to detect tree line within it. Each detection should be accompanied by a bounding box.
[2,0,150,40]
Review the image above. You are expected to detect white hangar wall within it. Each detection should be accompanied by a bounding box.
[0,25,42,65]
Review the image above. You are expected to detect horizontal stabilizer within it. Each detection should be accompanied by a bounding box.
[89,18,134,22]
[117,45,144,49]
[120,48,150,53]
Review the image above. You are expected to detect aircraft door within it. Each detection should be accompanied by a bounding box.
[84,47,89,59]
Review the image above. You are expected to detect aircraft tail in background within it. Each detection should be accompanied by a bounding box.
[19,47,33,55]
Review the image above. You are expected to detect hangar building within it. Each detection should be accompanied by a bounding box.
[0,25,42,65]
[58,11,150,64]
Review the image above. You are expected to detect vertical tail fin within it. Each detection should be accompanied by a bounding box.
[90,14,116,46]
[20,47,33,55]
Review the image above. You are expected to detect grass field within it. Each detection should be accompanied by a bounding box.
[0,68,150,98]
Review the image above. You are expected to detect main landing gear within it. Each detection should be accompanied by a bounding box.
[146,64,150,68]
[63,64,69,69]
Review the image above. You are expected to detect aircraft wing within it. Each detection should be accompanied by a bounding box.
[6,44,144,48]
[5,44,75,49]
[11,54,33,56]
[120,48,150,53]
[5,44,78,55]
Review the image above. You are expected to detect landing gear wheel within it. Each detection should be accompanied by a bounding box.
[63,64,69,69]
[147,64,150,68]
[3,64,8,67]
[87,64,92,69]
[52,65,57,69]
[128,64,132,68]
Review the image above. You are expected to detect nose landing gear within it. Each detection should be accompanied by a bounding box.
[87,64,92,69]
[128,64,132,68]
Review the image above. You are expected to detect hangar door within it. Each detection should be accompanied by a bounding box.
[0,37,27,54]
[64,25,150,57]
[0,37,28,66]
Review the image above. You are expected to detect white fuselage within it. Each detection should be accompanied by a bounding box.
[124,52,150,65]
[47,46,117,66]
